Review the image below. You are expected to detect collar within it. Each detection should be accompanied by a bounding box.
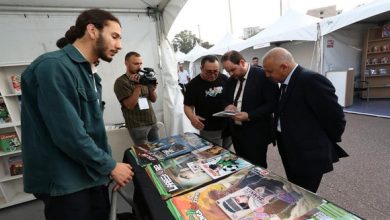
[242,62,250,80]
[282,64,298,85]
[62,44,89,64]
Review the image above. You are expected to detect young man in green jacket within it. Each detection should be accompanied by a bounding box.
[21,9,133,220]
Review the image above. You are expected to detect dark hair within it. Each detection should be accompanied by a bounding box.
[252,57,259,61]
[221,50,245,65]
[56,8,120,48]
[200,55,219,67]
[125,51,141,61]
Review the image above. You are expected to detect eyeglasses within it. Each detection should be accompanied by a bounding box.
[205,70,219,75]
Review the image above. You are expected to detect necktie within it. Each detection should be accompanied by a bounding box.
[233,78,245,106]
[279,83,287,101]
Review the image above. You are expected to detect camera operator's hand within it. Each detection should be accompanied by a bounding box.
[128,73,140,83]
[148,84,157,91]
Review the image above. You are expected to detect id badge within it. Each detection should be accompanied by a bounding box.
[138,97,149,110]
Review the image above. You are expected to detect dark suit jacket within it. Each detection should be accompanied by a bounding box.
[276,65,347,176]
[224,66,279,146]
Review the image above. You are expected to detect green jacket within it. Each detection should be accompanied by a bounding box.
[21,44,116,196]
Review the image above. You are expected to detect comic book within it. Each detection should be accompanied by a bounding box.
[0,97,12,124]
[167,166,324,220]
[295,201,361,220]
[131,133,214,166]
[146,146,229,200]
[0,132,20,152]
[199,152,252,179]
[9,74,22,94]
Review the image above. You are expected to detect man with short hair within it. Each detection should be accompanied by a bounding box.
[178,63,190,94]
[221,50,279,168]
[21,9,133,220]
[252,56,262,68]
[262,47,347,192]
[114,51,159,145]
[184,55,229,147]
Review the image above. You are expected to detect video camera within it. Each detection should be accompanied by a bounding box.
[138,67,157,86]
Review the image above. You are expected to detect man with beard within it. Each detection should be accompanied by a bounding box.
[221,50,279,168]
[21,9,134,220]
[114,51,159,145]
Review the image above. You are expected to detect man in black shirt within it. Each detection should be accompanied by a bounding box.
[184,55,229,147]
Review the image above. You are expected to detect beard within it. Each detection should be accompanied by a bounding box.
[96,33,113,63]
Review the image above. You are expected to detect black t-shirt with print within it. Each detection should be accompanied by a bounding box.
[184,73,228,131]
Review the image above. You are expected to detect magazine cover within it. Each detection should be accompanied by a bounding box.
[8,155,23,176]
[217,186,269,219]
[130,145,159,167]
[199,152,252,179]
[132,133,215,166]
[212,110,238,117]
[0,98,12,124]
[167,167,253,220]
[0,132,20,152]
[146,146,229,200]
[9,74,22,94]
[168,166,324,220]
[295,201,361,220]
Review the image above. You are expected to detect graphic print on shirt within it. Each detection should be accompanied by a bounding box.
[205,86,223,97]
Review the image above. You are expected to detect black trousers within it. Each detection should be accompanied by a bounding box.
[34,185,110,220]
[276,132,323,193]
[231,125,268,169]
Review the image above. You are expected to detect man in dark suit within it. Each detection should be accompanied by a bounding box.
[262,47,348,192]
[221,50,279,168]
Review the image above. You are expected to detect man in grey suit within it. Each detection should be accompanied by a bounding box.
[262,47,348,192]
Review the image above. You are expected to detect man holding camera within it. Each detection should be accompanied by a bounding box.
[114,51,159,145]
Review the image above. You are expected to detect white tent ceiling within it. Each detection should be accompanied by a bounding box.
[233,10,320,52]
[320,0,390,36]
[0,0,191,136]
[202,32,244,56]
[0,0,186,35]
[184,43,207,62]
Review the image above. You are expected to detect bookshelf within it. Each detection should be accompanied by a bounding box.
[361,25,390,98]
[0,63,35,208]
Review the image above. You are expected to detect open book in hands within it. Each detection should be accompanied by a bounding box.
[212,110,238,117]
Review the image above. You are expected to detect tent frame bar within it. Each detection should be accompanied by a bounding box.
[0,5,148,14]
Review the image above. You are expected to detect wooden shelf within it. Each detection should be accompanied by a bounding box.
[367,51,390,55]
[361,26,390,98]
[368,38,390,43]
[366,63,390,66]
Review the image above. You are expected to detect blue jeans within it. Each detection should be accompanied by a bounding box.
[128,123,159,145]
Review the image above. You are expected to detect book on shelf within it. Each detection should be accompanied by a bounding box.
[9,74,22,94]
[8,155,23,176]
[167,166,325,220]
[0,132,20,152]
[199,152,252,179]
[145,146,230,200]
[131,132,215,167]
[212,110,238,117]
[0,97,12,124]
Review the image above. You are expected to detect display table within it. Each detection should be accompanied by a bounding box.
[123,134,361,220]
[123,150,175,220]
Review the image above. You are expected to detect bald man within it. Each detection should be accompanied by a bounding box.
[262,47,348,192]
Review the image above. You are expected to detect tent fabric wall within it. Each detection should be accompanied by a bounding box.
[0,1,191,136]
[321,24,370,76]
